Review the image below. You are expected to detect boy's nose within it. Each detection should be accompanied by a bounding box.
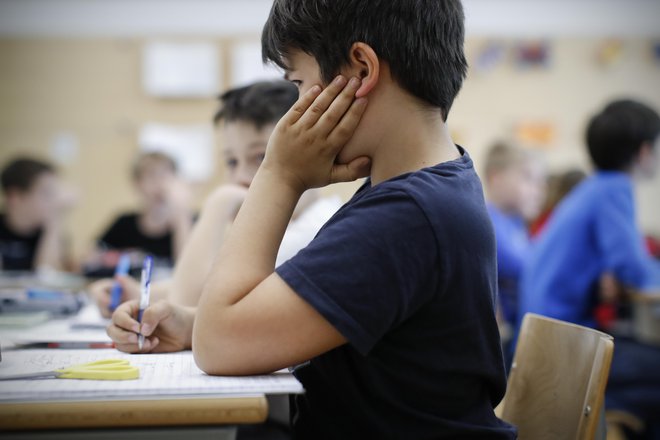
[233,168,252,188]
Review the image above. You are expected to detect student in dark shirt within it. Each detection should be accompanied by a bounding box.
[91,152,194,267]
[107,0,516,438]
[0,158,74,271]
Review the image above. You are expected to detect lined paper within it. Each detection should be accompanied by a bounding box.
[0,349,303,402]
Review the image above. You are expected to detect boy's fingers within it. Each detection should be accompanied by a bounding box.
[111,300,141,333]
[327,97,368,147]
[315,77,362,137]
[282,85,323,125]
[114,336,157,354]
[140,301,173,336]
[298,76,348,128]
[330,156,372,184]
[106,323,139,345]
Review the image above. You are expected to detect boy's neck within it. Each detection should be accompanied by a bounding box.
[367,95,459,186]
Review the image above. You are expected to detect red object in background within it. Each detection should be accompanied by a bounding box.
[646,235,660,258]
[529,210,551,238]
[594,303,618,331]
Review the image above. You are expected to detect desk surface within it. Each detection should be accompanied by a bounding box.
[0,395,268,431]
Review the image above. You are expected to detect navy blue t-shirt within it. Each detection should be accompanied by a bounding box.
[277,148,516,439]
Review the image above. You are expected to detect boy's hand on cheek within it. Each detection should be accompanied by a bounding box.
[263,75,370,193]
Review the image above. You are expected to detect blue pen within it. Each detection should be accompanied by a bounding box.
[109,254,131,311]
[137,256,153,350]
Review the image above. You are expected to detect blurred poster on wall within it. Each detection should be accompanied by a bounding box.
[514,41,551,70]
[596,40,624,68]
[652,41,660,66]
[514,121,556,148]
[142,41,220,98]
[473,40,506,74]
[231,41,283,87]
[139,123,215,182]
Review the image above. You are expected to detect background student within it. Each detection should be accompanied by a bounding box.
[529,168,586,237]
[85,151,194,275]
[90,80,341,311]
[519,99,660,438]
[0,157,76,271]
[107,0,516,437]
[483,141,546,341]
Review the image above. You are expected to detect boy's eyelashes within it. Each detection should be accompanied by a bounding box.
[225,153,265,169]
[288,79,302,88]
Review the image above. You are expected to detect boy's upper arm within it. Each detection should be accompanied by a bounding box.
[199,272,346,375]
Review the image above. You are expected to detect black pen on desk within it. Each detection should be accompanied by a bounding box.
[137,255,153,350]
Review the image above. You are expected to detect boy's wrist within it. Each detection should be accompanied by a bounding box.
[257,163,308,200]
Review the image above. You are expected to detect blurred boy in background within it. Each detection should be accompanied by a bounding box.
[0,158,75,271]
[86,151,194,273]
[484,142,546,340]
[91,80,341,312]
[519,99,660,438]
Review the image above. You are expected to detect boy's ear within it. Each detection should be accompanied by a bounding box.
[347,42,379,98]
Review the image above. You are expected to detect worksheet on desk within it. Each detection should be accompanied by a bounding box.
[0,349,303,401]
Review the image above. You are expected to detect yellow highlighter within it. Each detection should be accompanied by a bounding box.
[0,359,139,381]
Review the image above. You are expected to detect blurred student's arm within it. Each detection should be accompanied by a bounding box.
[596,186,660,289]
[33,216,67,271]
[166,179,195,261]
[193,77,369,375]
[168,184,247,306]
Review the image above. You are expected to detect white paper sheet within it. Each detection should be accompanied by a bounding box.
[0,349,303,401]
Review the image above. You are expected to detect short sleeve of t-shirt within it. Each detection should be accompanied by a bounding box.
[276,187,440,355]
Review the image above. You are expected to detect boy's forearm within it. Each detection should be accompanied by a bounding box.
[171,213,193,261]
[150,279,172,302]
[34,218,66,271]
[169,186,244,306]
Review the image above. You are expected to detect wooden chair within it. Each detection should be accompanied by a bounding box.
[497,313,614,440]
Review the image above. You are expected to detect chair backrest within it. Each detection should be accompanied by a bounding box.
[499,313,614,440]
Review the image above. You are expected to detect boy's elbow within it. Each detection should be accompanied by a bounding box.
[192,313,241,376]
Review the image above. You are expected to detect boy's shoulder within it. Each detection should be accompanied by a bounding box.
[358,146,478,200]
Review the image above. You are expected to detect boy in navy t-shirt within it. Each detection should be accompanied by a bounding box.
[107,0,516,437]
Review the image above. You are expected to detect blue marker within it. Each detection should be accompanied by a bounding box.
[109,254,131,312]
[137,256,153,350]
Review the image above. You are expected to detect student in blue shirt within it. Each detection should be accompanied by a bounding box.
[519,99,660,437]
[484,142,546,333]
[108,1,516,438]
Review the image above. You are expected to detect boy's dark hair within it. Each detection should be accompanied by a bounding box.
[586,99,660,171]
[1,158,55,194]
[261,0,468,121]
[213,80,298,129]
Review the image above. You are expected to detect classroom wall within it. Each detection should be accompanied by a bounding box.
[0,37,659,261]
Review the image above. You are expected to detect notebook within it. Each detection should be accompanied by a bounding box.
[0,349,303,402]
